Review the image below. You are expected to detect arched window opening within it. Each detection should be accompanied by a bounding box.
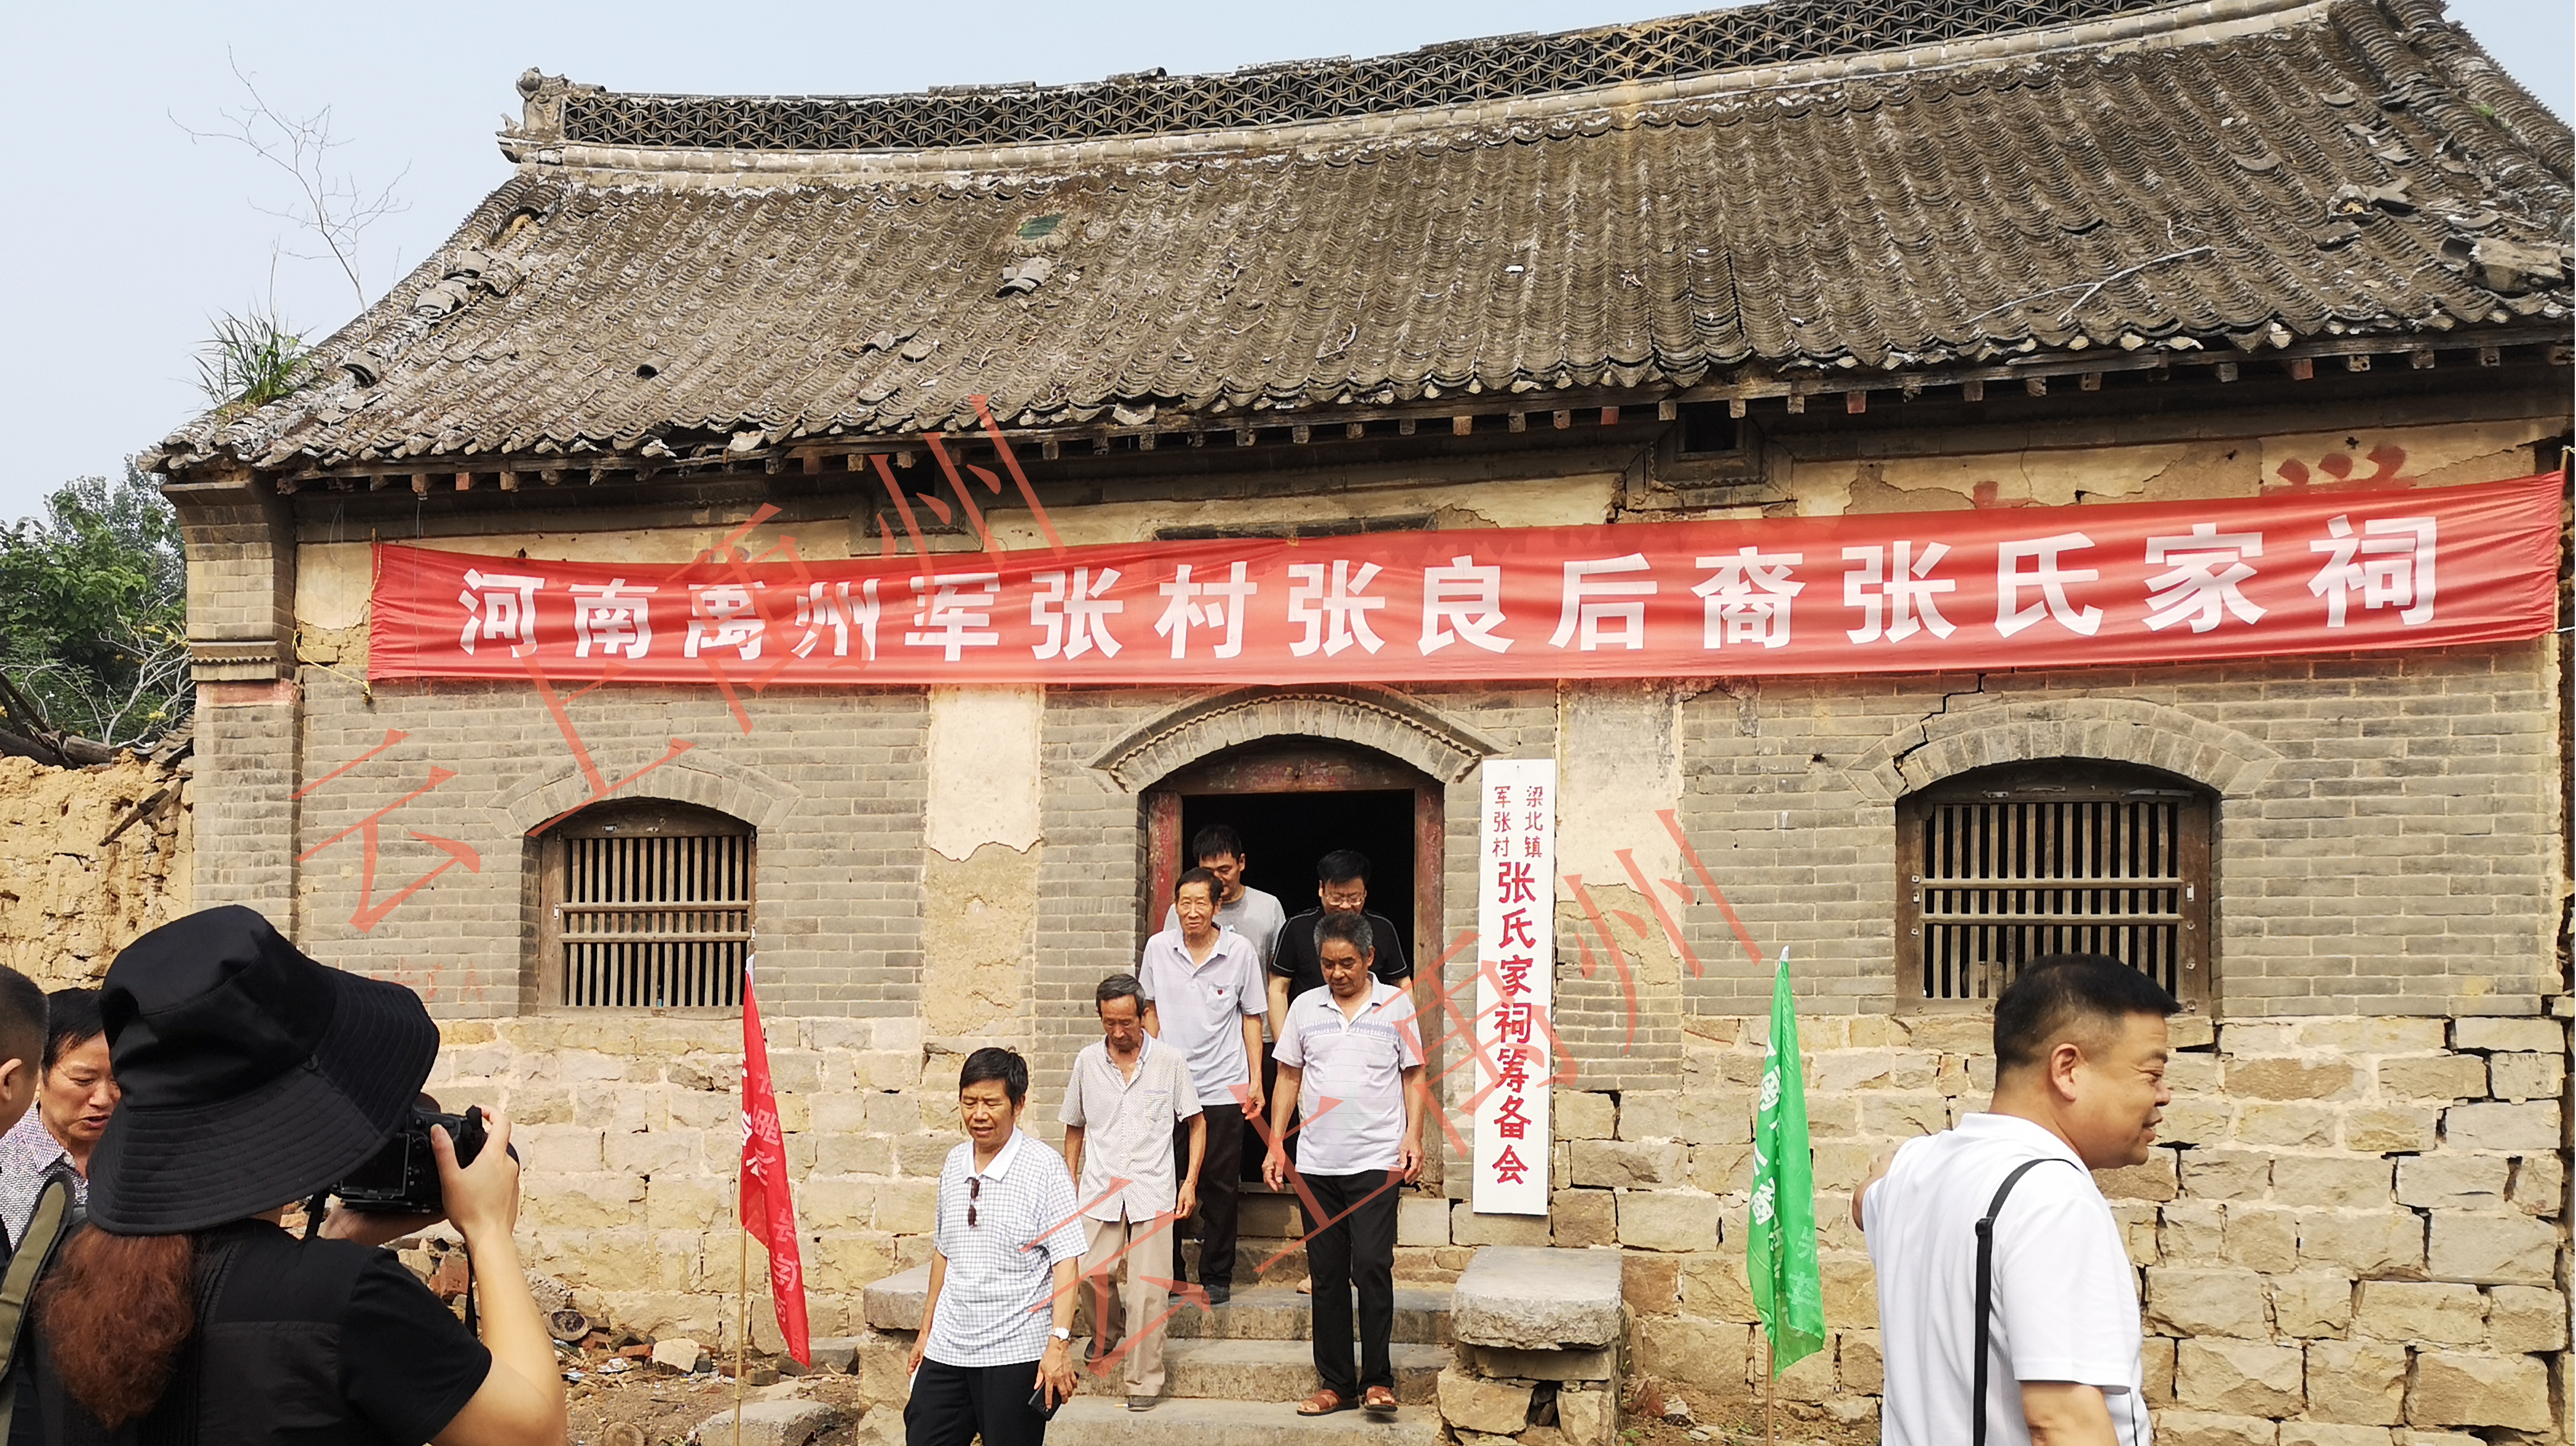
[1896,759,2212,1009]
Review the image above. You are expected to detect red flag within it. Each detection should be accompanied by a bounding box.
[740,958,811,1365]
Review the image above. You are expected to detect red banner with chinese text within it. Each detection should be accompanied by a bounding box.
[369,474,2564,685]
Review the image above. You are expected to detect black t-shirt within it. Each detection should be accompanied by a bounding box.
[1270,909,1411,1007]
[28,1220,492,1446]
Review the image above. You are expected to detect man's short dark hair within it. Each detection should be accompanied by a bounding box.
[1316,850,1371,885]
[1993,955,2178,1072]
[1191,824,1246,865]
[1095,974,1145,1015]
[41,988,102,1074]
[959,1047,1029,1105]
[1175,866,1220,903]
[1316,911,1375,957]
[0,969,46,1075]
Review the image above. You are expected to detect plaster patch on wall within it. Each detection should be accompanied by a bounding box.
[984,472,1622,549]
[925,687,1042,861]
[922,842,1038,1037]
[2261,419,2558,491]
[297,542,374,629]
[1554,684,1684,888]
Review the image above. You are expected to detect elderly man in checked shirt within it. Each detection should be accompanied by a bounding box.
[1060,973,1205,1411]
[908,1048,1089,1446]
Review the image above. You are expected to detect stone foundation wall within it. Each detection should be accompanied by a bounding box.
[434,1004,2571,1440]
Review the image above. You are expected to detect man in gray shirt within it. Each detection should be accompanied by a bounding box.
[1160,824,1287,970]
[1062,974,1204,1410]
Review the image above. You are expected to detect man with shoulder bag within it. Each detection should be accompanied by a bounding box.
[1856,955,2176,1446]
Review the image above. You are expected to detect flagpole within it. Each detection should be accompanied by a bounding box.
[734,1155,750,1446]
[1763,1331,1775,1446]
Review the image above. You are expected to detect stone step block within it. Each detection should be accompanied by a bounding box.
[1137,1338,1445,1405]
[1046,1395,1441,1446]
[1163,1286,1454,1344]
[1450,1247,1624,1350]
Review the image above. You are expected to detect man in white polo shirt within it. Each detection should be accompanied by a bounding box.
[1261,912,1423,1420]
[1137,867,1266,1304]
[1856,955,2176,1446]
[1061,972,1204,1411]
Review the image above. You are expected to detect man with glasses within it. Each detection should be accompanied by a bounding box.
[908,1048,1088,1446]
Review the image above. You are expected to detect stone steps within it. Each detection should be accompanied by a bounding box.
[1095,1337,1445,1405]
[1163,1285,1453,1344]
[1045,1395,1443,1446]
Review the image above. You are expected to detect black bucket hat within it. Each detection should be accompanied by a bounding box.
[86,906,439,1234]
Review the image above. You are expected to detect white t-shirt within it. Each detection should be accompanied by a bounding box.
[1275,980,1423,1174]
[1863,1113,2150,1446]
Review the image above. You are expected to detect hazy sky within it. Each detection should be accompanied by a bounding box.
[4,1,2566,524]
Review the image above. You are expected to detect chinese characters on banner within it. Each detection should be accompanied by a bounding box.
[368,475,2563,686]
[1472,758,1557,1216]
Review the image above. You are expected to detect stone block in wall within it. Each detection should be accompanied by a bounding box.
[2451,1018,2561,1053]
[1456,1345,1616,1382]
[1549,1091,1616,1141]
[2180,1150,2272,1201]
[2296,1018,2447,1053]
[1398,1195,1451,1247]
[2153,1099,2230,1149]
[1550,1189,1616,1248]
[895,1134,958,1177]
[2298,1210,2424,1278]
[2268,1156,2393,1209]
[2141,1337,2175,1407]
[1620,1253,1680,1316]
[1685,1142,1753,1195]
[1568,1140,1683,1188]
[2304,1339,2407,1424]
[1616,1191,1720,1252]
[1437,1368,1531,1434]
[2143,1267,2272,1339]
[2161,1198,2222,1262]
[2269,1271,2354,1338]
[1680,1251,1752,1320]
[2424,1211,2558,1286]
[2441,1101,2560,1153]
[1616,1091,1746,1144]
[1556,1384,1614,1446]
[1452,1246,1622,1350]
[1818,1252,1877,1328]
[1855,1092,1951,1137]
[2486,1051,2563,1102]
[2377,1055,2489,1101]
[2238,1103,2338,1149]
[1837,1329,1881,1393]
[2404,1350,2551,1432]
[2151,1411,2284,1446]
[2507,1152,2562,1217]
[862,1264,931,1330]
[1452,1206,1552,1247]
[2225,1057,2357,1101]
[2175,1338,2304,1417]
[2341,1107,2440,1155]
[2223,1206,2300,1273]
[2483,1284,2569,1352]
[516,1125,607,1173]
[2092,1151,2178,1202]
[2278,1425,2399,1446]
[2352,1281,2486,1345]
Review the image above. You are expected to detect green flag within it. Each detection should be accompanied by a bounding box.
[1747,948,1825,1373]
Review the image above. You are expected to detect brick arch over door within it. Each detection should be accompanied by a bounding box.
[1848,695,2281,803]
[492,754,801,837]
[1088,685,1502,793]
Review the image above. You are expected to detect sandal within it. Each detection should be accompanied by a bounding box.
[1297,1389,1356,1417]
[1363,1387,1399,1417]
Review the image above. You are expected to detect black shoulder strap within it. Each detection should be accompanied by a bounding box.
[1972,1158,2078,1446]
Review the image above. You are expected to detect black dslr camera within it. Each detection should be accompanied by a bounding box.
[335,1105,514,1214]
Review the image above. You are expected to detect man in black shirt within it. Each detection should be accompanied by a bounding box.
[1267,849,1411,1045]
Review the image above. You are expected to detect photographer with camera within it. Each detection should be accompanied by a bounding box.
[21,906,565,1446]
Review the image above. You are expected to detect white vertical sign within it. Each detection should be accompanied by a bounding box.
[1470,757,1556,1215]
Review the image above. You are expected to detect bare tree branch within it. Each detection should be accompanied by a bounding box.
[171,52,410,311]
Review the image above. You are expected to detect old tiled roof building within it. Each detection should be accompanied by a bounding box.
[157,0,2568,1437]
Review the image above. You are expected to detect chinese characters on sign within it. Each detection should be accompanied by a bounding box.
[1472,758,1557,1216]
[373,475,2562,687]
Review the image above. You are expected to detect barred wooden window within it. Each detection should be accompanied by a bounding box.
[537,803,753,1008]
[1897,762,2210,1008]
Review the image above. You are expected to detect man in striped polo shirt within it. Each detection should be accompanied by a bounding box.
[1261,912,1425,1420]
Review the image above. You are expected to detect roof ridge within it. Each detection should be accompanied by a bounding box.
[510,0,2246,157]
